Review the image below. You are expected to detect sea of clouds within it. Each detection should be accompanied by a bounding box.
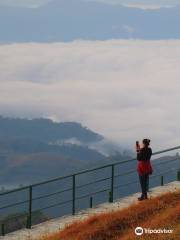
[0,40,180,150]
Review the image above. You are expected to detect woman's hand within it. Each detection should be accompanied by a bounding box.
[136,141,141,152]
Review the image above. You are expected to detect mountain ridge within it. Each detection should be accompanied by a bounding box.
[0,116,103,143]
[1,0,180,42]
[0,116,126,186]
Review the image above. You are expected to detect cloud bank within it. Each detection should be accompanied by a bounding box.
[92,0,180,9]
[0,40,180,150]
[0,0,51,8]
[0,0,180,9]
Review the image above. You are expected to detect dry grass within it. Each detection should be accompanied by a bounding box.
[40,190,180,240]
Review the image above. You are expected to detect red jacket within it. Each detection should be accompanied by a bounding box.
[137,147,153,175]
[137,160,153,176]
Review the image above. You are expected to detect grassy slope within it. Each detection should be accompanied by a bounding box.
[40,190,180,240]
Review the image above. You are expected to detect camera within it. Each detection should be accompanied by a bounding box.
[136,141,140,152]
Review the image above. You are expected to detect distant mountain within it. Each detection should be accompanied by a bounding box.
[0,0,180,43]
[0,116,131,186]
[0,116,103,143]
[0,116,102,185]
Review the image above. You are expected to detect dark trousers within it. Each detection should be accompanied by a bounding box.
[139,174,149,195]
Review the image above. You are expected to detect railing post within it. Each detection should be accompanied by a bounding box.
[27,186,32,229]
[26,216,29,229]
[177,170,180,181]
[90,197,93,208]
[110,164,114,203]
[161,176,164,186]
[109,191,112,203]
[72,174,76,215]
[1,223,5,236]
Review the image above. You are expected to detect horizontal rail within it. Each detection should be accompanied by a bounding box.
[114,157,180,179]
[0,186,29,197]
[36,199,73,212]
[34,188,111,212]
[32,187,72,201]
[114,180,139,189]
[150,168,177,178]
[114,169,136,178]
[70,157,180,193]
[152,156,180,166]
[76,188,110,201]
[114,168,177,190]
[1,145,180,197]
[152,146,180,156]
[76,176,111,190]
[0,200,29,211]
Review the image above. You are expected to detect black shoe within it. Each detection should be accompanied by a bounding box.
[144,193,148,199]
[138,194,145,201]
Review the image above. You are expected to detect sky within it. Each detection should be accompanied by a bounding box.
[0,40,180,150]
[0,0,180,9]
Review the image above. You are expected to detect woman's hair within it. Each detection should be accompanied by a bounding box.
[143,139,151,147]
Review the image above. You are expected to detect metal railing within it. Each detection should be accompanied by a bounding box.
[0,146,180,236]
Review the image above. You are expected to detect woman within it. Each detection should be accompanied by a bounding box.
[136,139,153,201]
